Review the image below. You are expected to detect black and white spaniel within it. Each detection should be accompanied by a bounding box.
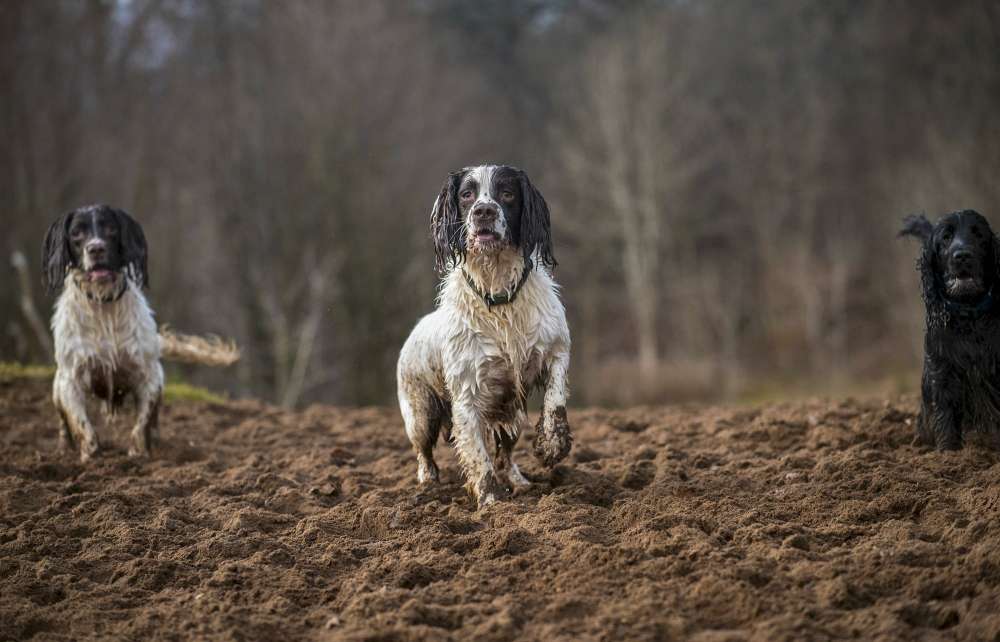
[397,165,572,509]
[42,204,238,461]
[901,209,1000,450]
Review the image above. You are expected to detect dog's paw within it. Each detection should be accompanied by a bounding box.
[533,406,573,468]
[506,463,532,489]
[127,445,151,458]
[417,458,440,484]
[79,437,100,463]
[472,472,512,510]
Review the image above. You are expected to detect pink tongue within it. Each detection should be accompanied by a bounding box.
[89,269,112,281]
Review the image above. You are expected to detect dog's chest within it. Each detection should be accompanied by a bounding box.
[54,289,157,377]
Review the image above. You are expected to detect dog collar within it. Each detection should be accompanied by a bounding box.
[463,258,533,309]
[85,281,128,304]
[944,285,996,319]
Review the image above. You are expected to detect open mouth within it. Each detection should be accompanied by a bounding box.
[947,274,983,299]
[86,266,116,283]
[474,229,501,244]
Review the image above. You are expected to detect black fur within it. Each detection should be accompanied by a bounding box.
[116,208,150,288]
[431,172,465,273]
[42,210,75,295]
[900,209,1000,450]
[518,170,556,268]
[41,205,149,294]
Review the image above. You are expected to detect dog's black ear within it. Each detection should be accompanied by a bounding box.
[899,214,934,243]
[518,170,556,268]
[115,208,149,288]
[430,170,465,273]
[41,211,76,294]
[992,229,1000,287]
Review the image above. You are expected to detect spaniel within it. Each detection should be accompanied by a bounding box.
[42,204,238,461]
[397,165,572,508]
[901,209,1000,449]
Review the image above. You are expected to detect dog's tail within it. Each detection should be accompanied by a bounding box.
[158,327,240,367]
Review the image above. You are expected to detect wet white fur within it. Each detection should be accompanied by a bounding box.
[398,174,570,507]
[51,271,163,460]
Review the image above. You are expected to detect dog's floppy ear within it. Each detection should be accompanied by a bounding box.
[899,214,934,244]
[430,170,465,273]
[41,210,76,294]
[115,208,149,288]
[518,170,556,268]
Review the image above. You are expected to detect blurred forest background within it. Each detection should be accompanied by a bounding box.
[2,0,999,408]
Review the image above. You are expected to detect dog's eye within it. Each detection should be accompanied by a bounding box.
[460,190,474,201]
[500,191,515,203]
[942,227,954,241]
[972,227,983,239]
[70,227,86,240]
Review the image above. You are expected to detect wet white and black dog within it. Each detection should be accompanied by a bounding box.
[43,204,239,462]
[397,165,572,508]
[901,209,1000,450]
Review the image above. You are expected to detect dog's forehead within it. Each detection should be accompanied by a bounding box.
[941,209,988,228]
[460,165,518,191]
[72,205,117,230]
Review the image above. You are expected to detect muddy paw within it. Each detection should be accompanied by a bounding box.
[471,472,513,510]
[533,406,573,468]
[79,437,100,463]
[417,457,440,484]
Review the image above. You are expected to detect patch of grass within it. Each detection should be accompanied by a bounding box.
[163,382,227,404]
[0,362,55,381]
[0,361,227,404]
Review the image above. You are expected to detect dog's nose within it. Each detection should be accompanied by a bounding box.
[472,204,498,223]
[85,242,106,258]
[953,248,973,263]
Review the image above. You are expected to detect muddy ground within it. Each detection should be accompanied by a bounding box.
[1,376,999,641]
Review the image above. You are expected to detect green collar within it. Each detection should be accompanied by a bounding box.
[463,258,533,309]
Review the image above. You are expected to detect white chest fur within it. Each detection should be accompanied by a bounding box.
[52,280,160,382]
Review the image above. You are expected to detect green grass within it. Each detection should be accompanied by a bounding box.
[162,381,227,404]
[0,361,227,404]
[0,362,55,381]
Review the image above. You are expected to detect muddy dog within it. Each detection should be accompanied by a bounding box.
[43,204,239,461]
[397,165,572,508]
[901,209,1000,449]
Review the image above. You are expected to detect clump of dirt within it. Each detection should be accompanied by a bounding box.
[2,377,999,641]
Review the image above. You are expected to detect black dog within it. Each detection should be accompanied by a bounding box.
[900,209,1000,450]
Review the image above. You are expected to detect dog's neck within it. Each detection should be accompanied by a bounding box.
[461,249,532,307]
[941,284,996,321]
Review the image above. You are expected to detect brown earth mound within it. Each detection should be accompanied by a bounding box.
[2,377,999,641]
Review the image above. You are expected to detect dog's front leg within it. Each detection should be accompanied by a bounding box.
[926,396,962,451]
[919,364,962,450]
[53,373,100,462]
[533,349,572,467]
[452,399,510,509]
[129,380,162,457]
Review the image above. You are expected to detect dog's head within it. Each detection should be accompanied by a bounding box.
[42,205,149,296]
[430,164,555,272]
[900,210,999,305]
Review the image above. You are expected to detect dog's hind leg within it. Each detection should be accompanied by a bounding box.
[129,365,163,457]
[494,410,531,490]
[55,406,76,454]
[129,386,161,457]
[452,401,511,509]
[53,374,99,462]
[400,384,442,484]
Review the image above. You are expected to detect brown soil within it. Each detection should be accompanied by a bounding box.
[2,377,999,641]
